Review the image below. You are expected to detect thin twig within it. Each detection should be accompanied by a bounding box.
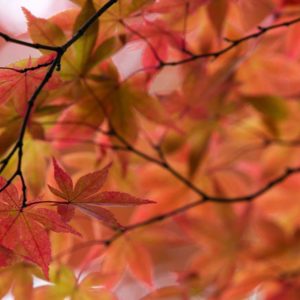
[161,16,300,66]
[0,0,119,207]
[0,60,54,73]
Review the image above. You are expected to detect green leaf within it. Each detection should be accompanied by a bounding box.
[85,35,124,72]
[110,88,139,144]
[73,0,99,72]
[244,95,289,121]
[207,0,228,37]
[49,266,76,298]
[0,121,21,157]
[22,8,67,49]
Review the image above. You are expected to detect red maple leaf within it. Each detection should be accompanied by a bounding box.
[0,54,61,116]
[0,177,79,278]
[48,159,155,229]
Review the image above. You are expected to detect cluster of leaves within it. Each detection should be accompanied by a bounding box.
[1,0,300,298]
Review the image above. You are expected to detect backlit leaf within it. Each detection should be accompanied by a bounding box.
[49,159,155,227]
[0,177,78,278]
[73,0,99,72]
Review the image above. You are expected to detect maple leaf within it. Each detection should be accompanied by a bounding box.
[0,262,38,300]
[236,0,275,30]
[101,234,154,288]
[0,177,79,278]
[48,158,155,228]
[33,265,117,299]
[0,54,61,116]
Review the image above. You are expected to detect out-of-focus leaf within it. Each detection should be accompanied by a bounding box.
[207,0,228,37]
[0,120,21,157]
[44,266,117,300]
[85,35,125,72]
[22,138,51,197]
[236,0,275,30]
[282,0,300,6]
[244,95,289,121]
[141,286,187,300]
[127,240,153,286]
[125,0,155,15]
[188,121,215,177]
[0,263,38,300]
[110,88,139,144]
[73,0,99,72]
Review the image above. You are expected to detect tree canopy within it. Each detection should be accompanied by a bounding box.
[1,0,300,299]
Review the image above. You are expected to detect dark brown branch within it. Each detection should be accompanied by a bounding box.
[54,164,300,259]
[62,0,118,50]
[120,20,164,66]
[160,15,300,67]
[0,32,60,52]
[41,121,298,204]
[1,0,300,261]
[0,60,54,73]
[0,56,60,206]
[109,127,208,198]
[0,0,119,207]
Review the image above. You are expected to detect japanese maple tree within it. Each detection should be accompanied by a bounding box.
[1,0,300,299]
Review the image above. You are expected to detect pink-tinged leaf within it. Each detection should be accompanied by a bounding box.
[0,212,54,279]
[127,241,153,287]
[83,191,155,206]
[0,213,52,279]
[0,177,22,209]
[19,218,51,279]
[52,158,74,201]
[27,208,80,236]
[141,286,187,300]
[49,98,104,150]
[73,164,111,201]
[75,204,123,229]
[131,20,184,70]
[80,271,112,288]
[0,54,60,114]
[0,178,77,277]
[57,204,75,222]
[142,38,168,69]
